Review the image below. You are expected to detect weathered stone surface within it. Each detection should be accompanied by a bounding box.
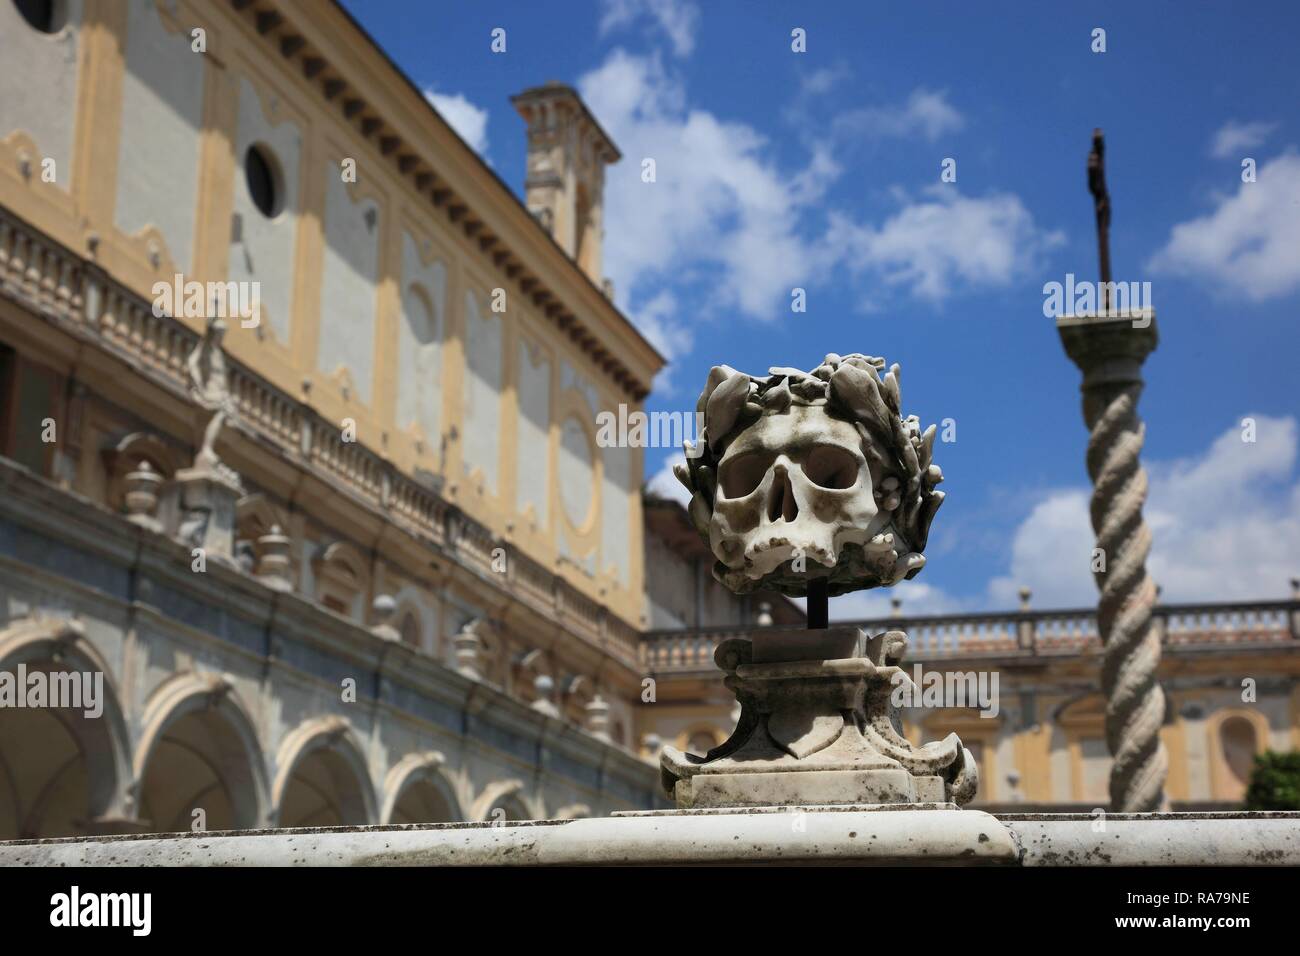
[659,628,978,809]
[0,806,1018,866]
[2,809,1296,867]
[1010,810,1300,866]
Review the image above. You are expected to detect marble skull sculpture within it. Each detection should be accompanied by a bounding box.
[674,353,944,597]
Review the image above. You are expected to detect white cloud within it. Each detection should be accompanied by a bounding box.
[1148,153,1300,302]
[598,0,699,57]
[834,88,965,142]
[800,65,849,96]
[579,54,1046,351]
[424,89,489,156]
[630,290,692,363]
[829,187,1065,302]
[988,492,1093,608]
[829,579,965,622]
[580,49,836,321]
[1210,120,1277,159]
[646,450,691,506]
[989,415,1300,608]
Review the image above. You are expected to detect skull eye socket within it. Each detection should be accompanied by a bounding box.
[804,445,860,490]
[718,452,771,499]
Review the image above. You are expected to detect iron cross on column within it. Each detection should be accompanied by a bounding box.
[1087,128,1113,313]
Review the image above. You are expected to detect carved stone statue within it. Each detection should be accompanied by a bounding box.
[674,353,944,596]
[169,316,242,566]
[185,316,236,474]
[660,353,977,810]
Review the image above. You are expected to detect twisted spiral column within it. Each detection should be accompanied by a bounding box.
[1060,313,1168,812]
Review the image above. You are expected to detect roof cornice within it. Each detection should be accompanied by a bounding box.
[227,0,664,399]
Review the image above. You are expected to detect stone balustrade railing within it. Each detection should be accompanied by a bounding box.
[0,206,640,669]
[641,598,1300,673]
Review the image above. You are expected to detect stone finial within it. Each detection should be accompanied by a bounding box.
[254,524,293,591]
[454,619,485,680]
[584,694,611,741]
[530,673,560,718]
[370,594,400,643]
[890,596,903,618]
[1291,577,1299,599]
[755,601,773,626]
[1018,586,1032,611]
[123,459,163,532]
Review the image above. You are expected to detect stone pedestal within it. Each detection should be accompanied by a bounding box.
[171,465,242,568]
[660,627,978,809]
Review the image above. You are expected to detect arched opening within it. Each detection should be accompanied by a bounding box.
[389,779,457,825]
[382,753,461,824]
[398,611,420,648]
[574,182,602,279]
[136,707,264,834]
[471,780,531,822]
[1219,716,1258,800]
[0,670,112,839]
[279,747,371,827]
[0,620,130,840]
[274,719,375,828]
[495,793,531,821]
[397,276,444,446]
[313,541,369,620]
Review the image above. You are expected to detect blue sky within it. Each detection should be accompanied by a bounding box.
[344,0,1300,616]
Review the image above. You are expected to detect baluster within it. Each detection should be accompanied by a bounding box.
[0,220,11,276]
[38,245,56,308]
[9,232,26,291]
[24,237,42,296]
[55,257,71,315]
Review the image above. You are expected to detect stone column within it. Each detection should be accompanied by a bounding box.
[1058,310,1168,812]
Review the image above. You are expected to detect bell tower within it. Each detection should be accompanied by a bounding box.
[511,83,621,287]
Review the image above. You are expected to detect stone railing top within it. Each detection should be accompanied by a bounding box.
[642,598,1300,672]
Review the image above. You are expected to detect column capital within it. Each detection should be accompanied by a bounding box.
[1057,309,1159,388]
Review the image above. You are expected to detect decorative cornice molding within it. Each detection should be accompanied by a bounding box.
[224,0,661,400]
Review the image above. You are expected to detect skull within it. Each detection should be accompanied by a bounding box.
[675,354,944,597]
[711,405,889,582]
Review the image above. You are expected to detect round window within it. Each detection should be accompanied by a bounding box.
[244,144,283,218]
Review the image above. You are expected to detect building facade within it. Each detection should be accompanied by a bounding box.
[0,0,665,838]
[2,0,1297,841]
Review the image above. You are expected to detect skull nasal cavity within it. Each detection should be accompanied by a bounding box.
[768,469,799,522]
